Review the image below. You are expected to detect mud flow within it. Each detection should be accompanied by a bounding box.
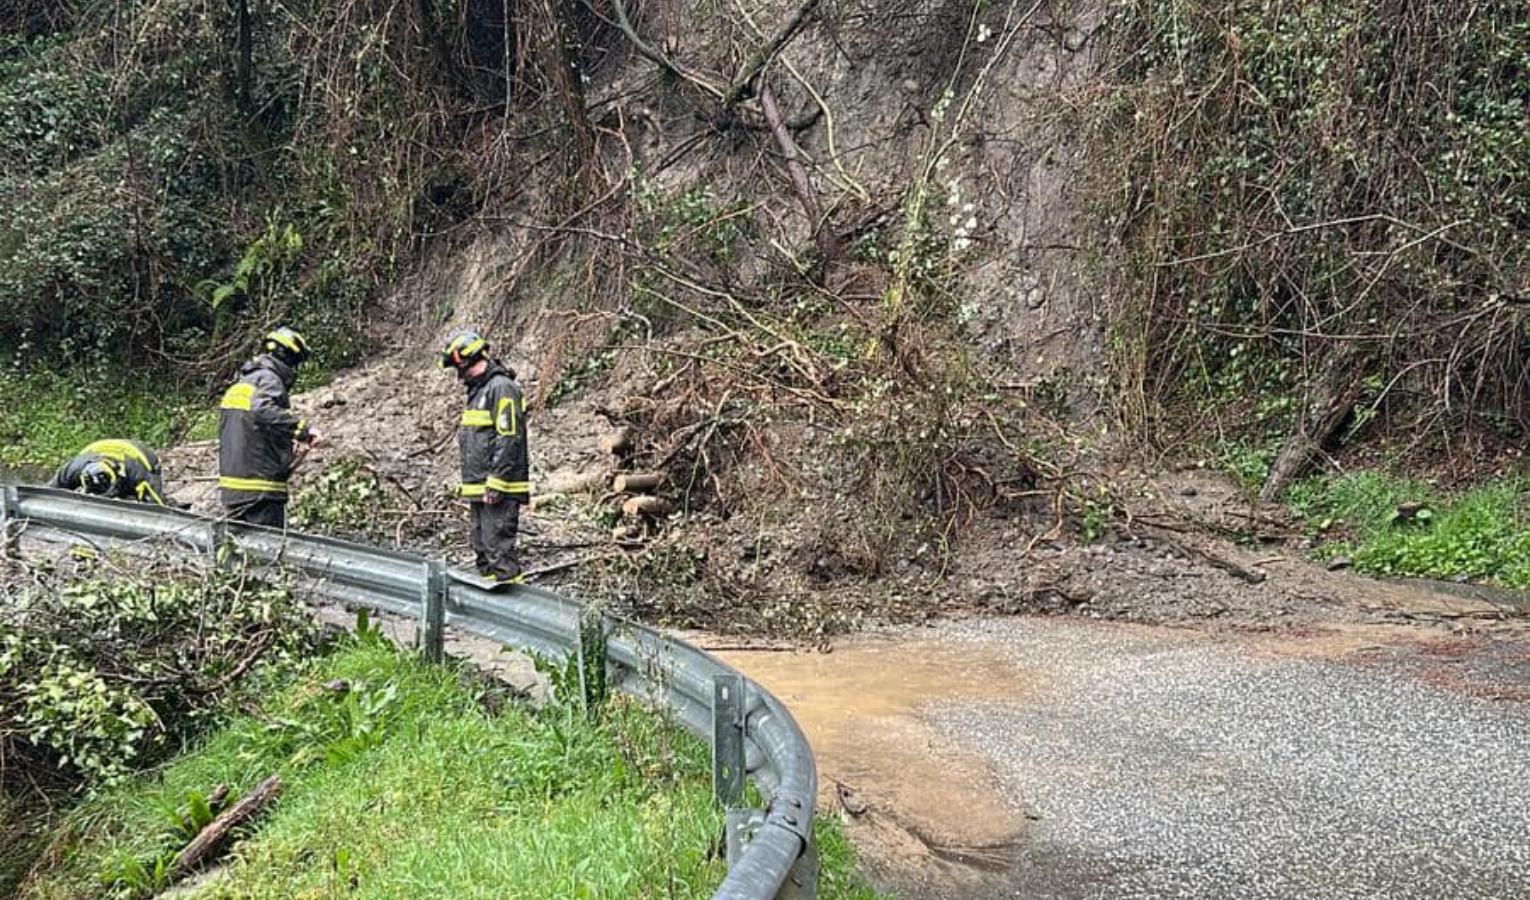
[712,635,1039,896]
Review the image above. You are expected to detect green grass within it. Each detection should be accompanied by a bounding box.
[813,816,887,900]
[18,639,886,900]
[1288,471,1530,588]
[0,365,207,468]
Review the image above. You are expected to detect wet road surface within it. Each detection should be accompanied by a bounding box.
[715,617,1530,900]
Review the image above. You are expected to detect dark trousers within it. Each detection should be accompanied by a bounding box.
[229,498,287,529]
[470,499,521,579]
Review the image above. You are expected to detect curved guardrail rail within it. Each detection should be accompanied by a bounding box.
[1,485,817,900]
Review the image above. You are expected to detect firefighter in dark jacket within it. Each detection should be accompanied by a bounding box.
[218,326,320,527]
[440,329,529,583]
[50,439,167,504]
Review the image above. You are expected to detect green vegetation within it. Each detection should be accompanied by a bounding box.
[1097,1,1529,457]
[16,634,884,900]
[1289,472,1530,587]
[3,561,883,899]
[0,364,207,467]
[0,559,318,786]
[1,0,598,376]
[1,558,319,892]
[18,639,719,899]
[289,456,398,538]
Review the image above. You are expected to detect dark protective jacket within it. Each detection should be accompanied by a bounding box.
[218,354,311,506]
[457,360,529,502]
[49,439,166,504]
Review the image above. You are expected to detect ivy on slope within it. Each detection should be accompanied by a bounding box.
[1096,1,1529,445]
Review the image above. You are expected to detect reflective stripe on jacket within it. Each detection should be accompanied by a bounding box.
[49,439,166,504]
[218,355,310,505]
[458,360,529,502]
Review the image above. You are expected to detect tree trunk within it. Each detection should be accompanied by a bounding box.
[233,0,253,119]
[1260,352,1365,502]
[760,83,838,276]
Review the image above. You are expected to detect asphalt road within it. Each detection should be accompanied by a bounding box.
[926,618,1528,899]
[722,616,1530,900]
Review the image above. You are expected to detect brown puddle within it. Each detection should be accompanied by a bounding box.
[708,633,1038,879]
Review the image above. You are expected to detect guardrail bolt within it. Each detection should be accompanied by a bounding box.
[723,809,765,866]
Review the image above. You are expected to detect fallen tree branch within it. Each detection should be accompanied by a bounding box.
[1134,522,1268,585]
[171,774,283,879]
[760,82,838,271]
[610,0,725,99]
[722,0,824,108]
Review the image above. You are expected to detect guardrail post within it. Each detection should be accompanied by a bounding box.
[715,673,768,869]
[780,837,820,900]
[208,518,230,567]
[420,560,447,664]
[713,674,746,808]
[724,808,764,868]
[1,484,19,559]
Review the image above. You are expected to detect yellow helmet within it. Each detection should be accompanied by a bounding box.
[440,329,489,369]
[264,326,311,365]
[81,459,120,496]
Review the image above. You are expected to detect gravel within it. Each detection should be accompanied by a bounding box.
[928,617,1530,900]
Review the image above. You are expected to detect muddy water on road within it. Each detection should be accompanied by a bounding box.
[711,635,1039,892]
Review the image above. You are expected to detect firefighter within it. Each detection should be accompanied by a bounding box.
[440,329,529,583]
[217,326,320,527]
[50,439,168,504]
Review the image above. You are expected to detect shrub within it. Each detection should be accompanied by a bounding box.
[0,559,319,786]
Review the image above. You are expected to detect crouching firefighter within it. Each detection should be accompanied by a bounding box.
[218,326,320,528]
[50,439,167,504]
[440,329,530,584]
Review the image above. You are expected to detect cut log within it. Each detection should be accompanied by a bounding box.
[541,469,608,495]
[621,495,675,518]
[613,472,663,493]
[532,469,609,510]
[171,775,283,878]
[600,427,635,455]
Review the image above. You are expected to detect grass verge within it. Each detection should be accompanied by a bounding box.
[17,636,885,900]
[1289,471,1530,588]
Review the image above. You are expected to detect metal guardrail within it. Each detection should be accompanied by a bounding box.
[1,485,818,900]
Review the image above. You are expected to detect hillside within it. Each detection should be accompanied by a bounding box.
[6,1,1528,632]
